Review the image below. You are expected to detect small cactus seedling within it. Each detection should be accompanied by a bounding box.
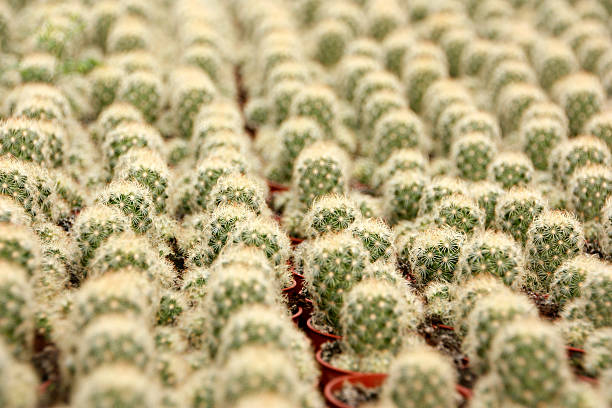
[432,193,485,235]
[409,225,465,287]
[452,110,501,144]
[379,345,457,408]
[311,19,350,67]
[372,110,426,164]
[0,261,33,358]
[490,319,571,406]
[584,328,612,376]
[351,218,395,264]
[496,83,547,136]
[229,215,291,269]
[0,118,46,164]
[71,365,160,408]
[302,231,369,331]
[553,72,605,136]
[374,149,427,190]
[550,255,604,308]
[170,67,217,139]
[302,194,360,238]
[532,38,579,90]
[424,281,455,326]
[452,276,507,336]
[525,210,585,292]
[102,122,164,177]
[89,66,123,115]
[569,164,612,221]
[96,180,155,233]
[451,132,498,181]
[403,57,447,114]
[488,151,534,190]
[584,110,612,151]
[458,230,524,287]
[362,91,406,136]
[206,173,267,215]
[118,71,163,123]
[93,102,144,144]
[469,181,503,229]
[0,222,42,277]
[520,117,568,171]
[552,135,611,186]
[290,85,338,137]
[581,265,612,327]
[418,176,467,216]
[464,290,538,373]
[495,187,546,244]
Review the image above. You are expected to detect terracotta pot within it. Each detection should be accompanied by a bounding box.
[300,299,313,327]
[305,317,342,352]
[324,373,473,408]
[267,180,290,193]
[290,236,304,246]
[566,346,586,355]
[316,349,380,389]
[324,373,387,408]
[282,278,299,299]
[291,307,303,325]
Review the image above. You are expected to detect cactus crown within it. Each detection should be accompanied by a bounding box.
[302,194,361,238]
[432,193,485,235]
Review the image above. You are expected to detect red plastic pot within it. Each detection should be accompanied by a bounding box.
[324,373,387,408]
[267,180,290,193]
[316,349,381,389]
[324,373,473,408]
[305,317,342,352]
[290,236,304,246]
[292,271,304,295]
[300,299,314,327]
[291,307,303,325]
[282,278,299,299]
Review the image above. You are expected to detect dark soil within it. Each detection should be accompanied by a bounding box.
[334,381,381,407]
[320,340,342,364]
[526,291,560,320]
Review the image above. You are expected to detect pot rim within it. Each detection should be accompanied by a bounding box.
[307,317,342,340]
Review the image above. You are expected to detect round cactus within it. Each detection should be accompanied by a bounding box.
[96,180,155,233]
[0,196,29,226]
[362,91,406,136]
[432,193,485,235]
[488,151,534,190]
[495,187,546,244]
[89,66,123,116]
[311,19,350,67]
[403,57,447,114]
[532,38,579,90]
[552,135,611,186]
[383,170,428,223]
[0,341,38,408]
[290,85,338,137]
[0,222,42,277]
[379,346,457,408]
[423,281,455,326]
[0,261,32,358]
[170,67,217,139]
[72,365,160,408]
[206,173,267,215]
[452,132,498,181]
[372,110,427,164]
[553,72,604,136]
[464,290,538,373]
[488,60,537,105]
[452,276,506,336]
[93,102,144,144]
[458,230,524,287]
[520,117,568,171]
[583,328,612,376]
[302,231,369,331]
[374,149,428,190]
[106,16,150,52]
[468,181,503,229]
[183,44,223,85]
[569,164,612,221]
[584,110,612,151]
[550,255,603,308]
[418,176,467,216]
[229,215,291,269]
[435,102,476,155]
[409,225,465,287]
[490,319,571,406]
[302,194,360,238]
[581,265,612,327]
[269,80,303,126]
[118,71,163,123]
[496,82,547,136]
[0,117,47,164]
[354,70,403,115]
[351,218,395,264]
[524,210,585,292]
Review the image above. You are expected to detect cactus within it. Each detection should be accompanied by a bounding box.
[244,97,269,129]
[338,56,380,103]
[374,149,427,190]
[372,110,426,164]
[354,71,403,117]
[115,148,169,214]
[350,191,383,219]
[432,193,485,235]
[367,0,404,41]
[183,45,223,85]
[403,57,447,114]
[553,135,611,186]
[290,85,338,137]
[441,28,473,78]
[495,187,546,244]
[488,151,534,190]
[107,16,150,52]
[345,37,381,60]
[524,210,585,292]
[418,176,467,215]
[550,255,603,309]
[383,170,428,223]
[464,290,537,373]
[13,96,64,122]
[409,225,465,287]
[435,102,476,155]
[488,60,537,105]
[270,80,303,126]
[206,173,267,215]
[76,316,153,376]
[179,368,215,408]
[89,66,123,116]
[379,346,457,408]
[569,164,612,221]
[102,122,163,177]
[520,117,568,171]
[312,20,350,67]
[19,53,57,84]
[490,319,571,406]
[266,117,323,183]
[229,215,291,270]
[584,110,612,151]
[170,68,217,139]
[583,328,612,376]
[0,261,32,358]
[452,276,506,336]
[458,230,524,287]
[424,281,454,326]
[0,222,42,277]
[553,72,604,136]
[302,231,369,331]
[496,83,547,135]
[94,102,144,144]
[451,132,497,181]
[532,38,579,90]
[468,181,503,229]
[0,341,38,408]
[351,218,395,264]
[0,118,46,164]
[72,365,160,408]
[556,318,594,349]
[291,141,349,210]
[382,28,416,77]
[217,305,319,386]
[0,196,29,225]
[581,265,612,327]
[362,91,406,135]
[302,194,360,238]
[96,180,155,233]
[119,71,163,123]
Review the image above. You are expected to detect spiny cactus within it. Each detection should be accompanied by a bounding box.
[102,122,163,177]
[0,261,33,358]
[170,67,217,139]
[71,365,160,408]
[302,194,360,238]
[532,38,579,90]
[524,210,585,292]
[488,151,534,190]
[382,170,428,223]
[302,231,369,331]
[338,56,380,103]
[290,85,338,137]
[206,173,267,215]
[0,117,47,164]
[432,193,485,235]
[379,345,457,408]
[372,110,427,164]
[495,187,546,244]
[551,254,605,309]
[0,341,38,408]
[345,37,381,60]
[354,70,403,117]
[0,196,29,225]
[464,290,537,373]
[552,135,611,186]
[488,59,537,105]
[93,102,144,144]
[403,57,447,114]
[452,276,506,336]
[311,19,350,67]
[118,71,163,123]
[424,281,454,326]
[367,0,404,41]
[451,132,497,181]
[229,215,291,269]
[553,72,605,136]
[496,83,547,135]
[351,218,395,264]
[96,180,155,233]
[458,230,524,287]
[107,16,150,52]
[469,181,503,229]
[362,91,406,136]
[0,222,42,277]
[583,328,612,376]
[569,164,612,221]
[374,148,427,190]
[520,117,568,171]
[291,141,349,210]
[409,225,465,287]
[583,110,612,151]
[269,80,303,126]
[435,102,476,155]
[490,319,571,406]
[581,265,612,327]
[89,66,123,116]
[217,305,319,386]
[418,176,467,216]
[183,44,223,86]
[75,316,154,376]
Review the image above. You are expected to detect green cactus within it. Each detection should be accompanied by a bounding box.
[464,290,538,373]
[290,85,338,137]
[382,170,428,223]
[520,117,568,170]
[0,197,29,225]
[441,28,473,78]
[553,72,604,136]
[583,328,612,376]
[556,318,594,349]
[107,16,150,52]
[72,365,160,408]
[170,68,217,139]
[0,261,32,358]
[373,148,427,190]
[372,110,426,164]
[115,148,170,214]
[118,71,163,123]
[102,122,163,177]
[338,56,380,103]
[345,37,381,60]
[403,57,447,113]
[206,173,267,215]
[409,225,465,287]
[490,319,571,406]
[269,80,303,126]
[244,97,269,129]
[96,180,155,233]
[495,187,546,244]
[0,341,39,408]
[382,29,417,77]
[379,345,457,408]
[468,181,503,229]
[0,117,47,164]
[525,210,585,292]
[363,91,406,136]
[569,164,612,221]
[488,151,534,190]
[488,59,537,105]
[183,45,223,85]
[424,281,455,326]
[452,132,498,181]
[94,102,144,145]
[367,0,404,41]
[496,83,547,136]
[452,276,506,336]
[302,231,369,331]
[435,102,476,155]
[354,71,403,116]
[581,266,612,327]
[89,66,123,116]
[532,38,579,90]
[19,53,57,84]
[0,222,42,277]
[291,141,349,210]
[553,135,611,186]
[461,38,494,76]
[458,230,524,287]
[302,194,360,238]
[350,191,383,219]
[432,193,485,235]
[217,305,319,386]
[418,176,467,215]
[550,255,604,309]
[584,110,612,151]
[351,218,395,264]
[312,19,350,67]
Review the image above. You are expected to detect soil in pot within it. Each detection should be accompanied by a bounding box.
[306,316,341,352]
[325,373,387,408]
[332,378,382,407]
